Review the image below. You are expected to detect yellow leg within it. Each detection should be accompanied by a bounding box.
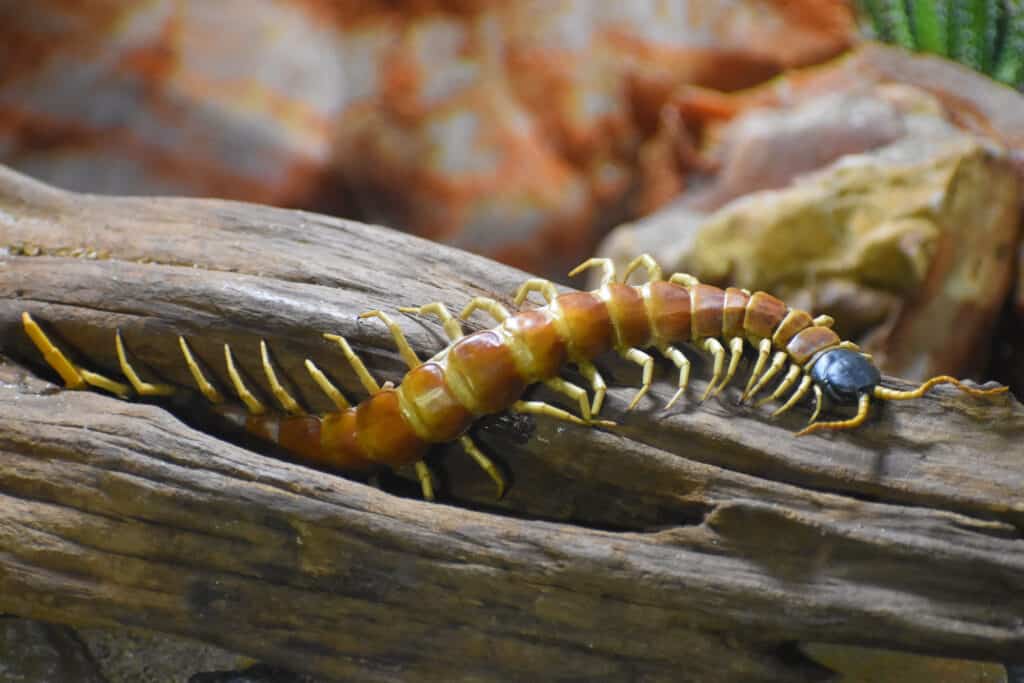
[458,297,510,325]
[304,359,350,411]
[578,361,607,416]
[544,377,592,421]
[797,394,871,436]
[567,257,616,286]
[756,364,801,407]
[741,339,772,402]
[224,344,266,415]
[114,330,175,397]
[772,374,812,417]
[459,435,506,499]
[812,314,834,328]
[414,461,436,501]
[700,338,725,401]
[661,346,691,409]
[512,400,615,428]
[621,254,663,284]
[359,310,420,369]
[21,312,132,398]
[668,272,700,287]
[400,302,466,341]
[178,337,225,404]
[808,385,823,424]
[224,344,266,413]
[620,347,654,410]
[324,333,381,395]
[710,336,744,398]
[514,278,559,306]
[743,351,786,403]
[259,340,304,415]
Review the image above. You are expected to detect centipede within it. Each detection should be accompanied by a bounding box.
[19,253,1007,499]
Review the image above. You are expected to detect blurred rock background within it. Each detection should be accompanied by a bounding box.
[1,1,1022,681]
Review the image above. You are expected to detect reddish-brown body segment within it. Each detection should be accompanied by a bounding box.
[691,285,725,339]
[215,279,850,473]
[556,291,614,360]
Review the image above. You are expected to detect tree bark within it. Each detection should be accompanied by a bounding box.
[0,165,1021,681]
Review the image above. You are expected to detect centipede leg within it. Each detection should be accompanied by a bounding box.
[741,339,772,402]
[512,400,615,428]
[459,297,510,325]
[567,257,616,286]
[808,385,823,424]
[813,314,835,328]
[414,461,436,501]
[459,435,506,498]
[700,338,725,402]
[400,302,467,341]
[259,340,304,415]
[303,359,351,411]
[324,333,381,395]
[620,347,654,410]
[544,377,592,421]
[514,278,559,306]
[772,374,812,417]
[21,312,132,398]
[114,330,175,397]
[661,346,691,409]
[743,351,786,403]
[359,310,421,369]
[668,272,700,287]
[179,337,225,404]
[710,336,744,397]
[224,344,266,415]
[578,361,607,416]
[756,364,801,407]
[622,254,663,284]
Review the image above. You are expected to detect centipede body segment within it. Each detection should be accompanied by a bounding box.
[20,253,1007,500]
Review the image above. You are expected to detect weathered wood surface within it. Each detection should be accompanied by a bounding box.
[0,165,1022,681]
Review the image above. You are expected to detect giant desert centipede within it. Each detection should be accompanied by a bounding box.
[21,254,1007,499]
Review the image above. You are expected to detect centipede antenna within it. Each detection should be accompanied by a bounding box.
[873,376,1008,402]
[796,393,871,436]
[567,257,616,286]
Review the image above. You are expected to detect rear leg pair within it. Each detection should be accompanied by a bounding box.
[20,312,436,498]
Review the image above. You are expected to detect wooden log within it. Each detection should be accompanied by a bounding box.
[0,165,1022,681]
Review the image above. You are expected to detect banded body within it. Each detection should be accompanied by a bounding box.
[21,254,1006,499]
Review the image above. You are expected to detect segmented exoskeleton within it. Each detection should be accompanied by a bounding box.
[21,254,1007,499]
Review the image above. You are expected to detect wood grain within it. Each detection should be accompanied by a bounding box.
[0,165,1021,681]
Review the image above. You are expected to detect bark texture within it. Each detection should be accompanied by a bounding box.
[0,166,1022,681]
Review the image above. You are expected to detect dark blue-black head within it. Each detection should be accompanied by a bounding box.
[810,348,881,406]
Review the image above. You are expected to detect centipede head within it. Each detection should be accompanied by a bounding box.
[810,348,881,407]
[798,348,1008,437]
